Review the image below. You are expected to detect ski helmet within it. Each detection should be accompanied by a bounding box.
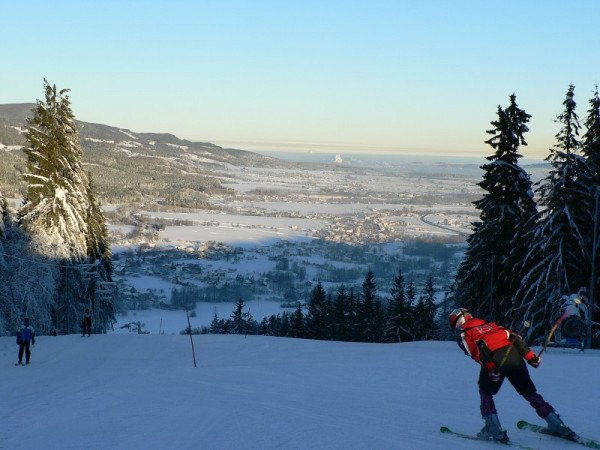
[449,308,472,333]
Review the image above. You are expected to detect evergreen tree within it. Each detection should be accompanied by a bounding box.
[85,176,115,330]
[229,298,247,334]
[582,86,600,180]
[325,292,333,340]
[455,94,536,322]
[331,284,348,340]
[405,280,417,340]
[18,80,115,334]
[0,208,57,335]
[346,288,359,341]
[359,270,382,342]
[582,86,600,337]
[20,80,90,260]
[413,297,428,340]
[514,85,593,340]
[210,309,221,333]
[436,287,456,340]
[306,281,328,339]
[289,305,304,338]
[418,275,437,340]
[384,269,411,342]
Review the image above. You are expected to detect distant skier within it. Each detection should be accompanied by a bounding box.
[448,308,575,442]
[82,309,92,337]
[16,317,36,365]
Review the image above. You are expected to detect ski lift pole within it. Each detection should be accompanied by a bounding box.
[186,310,197,367]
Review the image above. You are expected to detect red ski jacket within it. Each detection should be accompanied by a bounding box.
[458,317,535,371]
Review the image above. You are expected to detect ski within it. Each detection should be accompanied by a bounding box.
[440,426,537,450]
[517,420,600,449]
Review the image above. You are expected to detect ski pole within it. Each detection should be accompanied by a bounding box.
[538,299,581,358]
[186,310,197,367]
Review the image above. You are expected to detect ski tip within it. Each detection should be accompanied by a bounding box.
[440,426,451,433]
[516,420,528,429]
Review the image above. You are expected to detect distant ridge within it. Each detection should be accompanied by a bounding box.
[0,103,289,205]
[0,102,278,166]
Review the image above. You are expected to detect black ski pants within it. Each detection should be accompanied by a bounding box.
[18,342,31,364]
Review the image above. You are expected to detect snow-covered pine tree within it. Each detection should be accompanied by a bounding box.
[19,80,115,333]
[454,94,536,322]
[86,176,112,267]
[582,86,600,341]
[0,202,57,335]
[582,86,600,181]
[513,85,594,341]
[20,80,90,260]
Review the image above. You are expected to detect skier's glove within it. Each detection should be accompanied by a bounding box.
[488,370,501,382]
[483,361,496,373]
[525,351,541,368]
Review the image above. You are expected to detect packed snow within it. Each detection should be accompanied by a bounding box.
[1,330,598,449]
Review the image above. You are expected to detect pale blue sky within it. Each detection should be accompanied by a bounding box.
[3,0,600,156]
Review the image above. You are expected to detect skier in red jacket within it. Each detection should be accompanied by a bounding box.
[449,308,575,442]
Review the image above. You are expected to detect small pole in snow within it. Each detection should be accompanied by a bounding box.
[186,310,197,367]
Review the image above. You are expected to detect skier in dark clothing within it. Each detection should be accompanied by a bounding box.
[16,317,36,365]
[82,309,92,337]
[449,308,575,442]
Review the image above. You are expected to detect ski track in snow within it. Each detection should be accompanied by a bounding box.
[0,334,598,450]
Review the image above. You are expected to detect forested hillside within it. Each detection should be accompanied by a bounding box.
[0,103,283,206]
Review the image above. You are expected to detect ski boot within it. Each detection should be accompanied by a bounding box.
[544,411,577,439]
[478,414,509,442]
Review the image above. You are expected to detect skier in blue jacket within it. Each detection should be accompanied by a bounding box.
[16,317,36,365]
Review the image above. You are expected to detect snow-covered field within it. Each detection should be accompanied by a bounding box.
[1,333,597,450]
[114,301,295,334]
[160,223,314,248]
